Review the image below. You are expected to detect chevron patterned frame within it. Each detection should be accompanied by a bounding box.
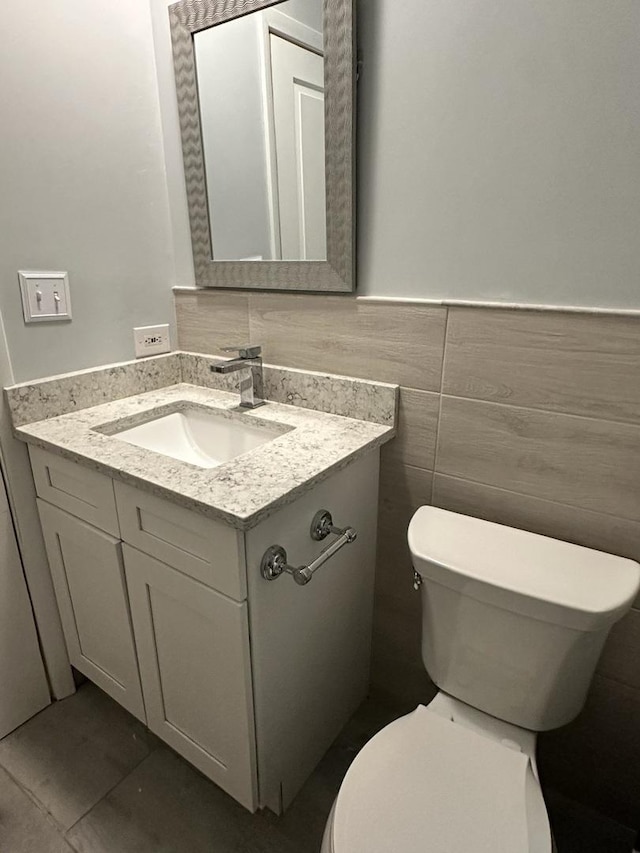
[169,0,355,292]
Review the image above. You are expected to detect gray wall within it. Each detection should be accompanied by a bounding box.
[0,0,175,382]
[154,0,640,309]
[357,0,640,307]
[3,0,633,377]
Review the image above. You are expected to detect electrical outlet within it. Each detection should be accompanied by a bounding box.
[133,324,171,358]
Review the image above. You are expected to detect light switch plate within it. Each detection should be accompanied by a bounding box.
[18,271,72,323]
[133,324,171,358]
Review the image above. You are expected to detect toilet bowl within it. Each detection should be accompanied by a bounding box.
[322,693,551,853]
[323,507,640,853]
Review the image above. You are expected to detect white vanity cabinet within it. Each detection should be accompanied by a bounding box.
[30,444,379,815]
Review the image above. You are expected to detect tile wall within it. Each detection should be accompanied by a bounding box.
[175,288,640,827]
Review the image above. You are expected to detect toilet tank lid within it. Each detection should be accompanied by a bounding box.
[408,507,640,630]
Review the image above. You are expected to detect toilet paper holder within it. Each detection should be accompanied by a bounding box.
[260,510,357,586]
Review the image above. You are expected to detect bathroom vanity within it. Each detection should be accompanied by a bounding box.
[6,353,396,814]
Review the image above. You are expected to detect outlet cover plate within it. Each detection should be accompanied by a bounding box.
[19,271,72,323]
[133,324,171,358]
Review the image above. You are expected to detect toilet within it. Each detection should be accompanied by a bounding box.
[322,507,640,852]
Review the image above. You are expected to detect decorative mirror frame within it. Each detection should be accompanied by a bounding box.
[169,0,355,292]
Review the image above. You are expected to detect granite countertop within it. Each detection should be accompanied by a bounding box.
[14,382,394,529]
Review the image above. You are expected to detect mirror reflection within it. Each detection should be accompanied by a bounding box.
[193,0,326,262]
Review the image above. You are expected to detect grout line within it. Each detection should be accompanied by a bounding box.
[438,307,450,394]
[434,470,640,528]
[0,760,72,840]
[430,308,450,504]
[394,385,440,396]
[63,832,82,853]
[401,462,437,475]
[247,294,256,346]
[63,747,156,837]
[594,672,640,696]
[440,391,640,431]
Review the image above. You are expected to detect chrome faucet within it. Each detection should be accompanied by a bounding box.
[210,345,265,409]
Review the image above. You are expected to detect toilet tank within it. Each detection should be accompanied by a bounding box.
[408,508,640,732]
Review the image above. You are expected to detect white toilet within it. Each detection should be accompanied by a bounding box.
[322,507,640,852]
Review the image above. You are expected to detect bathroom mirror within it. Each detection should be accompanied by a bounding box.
[169,0,355,291]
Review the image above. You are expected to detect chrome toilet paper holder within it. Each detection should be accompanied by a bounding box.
[260,510,357,586]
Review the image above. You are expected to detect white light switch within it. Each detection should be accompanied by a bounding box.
[18,271,72,323]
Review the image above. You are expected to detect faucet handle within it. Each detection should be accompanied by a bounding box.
[220,344,262,359]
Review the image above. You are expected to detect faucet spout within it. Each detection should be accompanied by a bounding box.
[210,345,265,409]
[211,357,247,375]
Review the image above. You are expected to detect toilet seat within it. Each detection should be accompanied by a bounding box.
[327,704,552,853]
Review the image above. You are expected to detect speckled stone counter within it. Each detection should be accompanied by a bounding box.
[6,355,397,529]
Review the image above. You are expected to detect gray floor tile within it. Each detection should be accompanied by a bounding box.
[2,684,636,853]
[0,765,73,853]
[263,744,351,849]
[0,681,154,831]
[65,700,397,853]
[266,701,400,848]
[546,788,637,853]
[67,746,303,853]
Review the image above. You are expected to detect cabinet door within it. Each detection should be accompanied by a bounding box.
[37,500,145,721]
[123,545,257,811]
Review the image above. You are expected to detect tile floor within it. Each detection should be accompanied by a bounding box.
[0,681,636,852]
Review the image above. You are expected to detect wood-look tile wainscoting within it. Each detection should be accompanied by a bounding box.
[175,289,640,828]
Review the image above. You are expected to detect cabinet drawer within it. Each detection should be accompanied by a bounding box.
[29,446,119,537]
[123,545,257,810]
[37,500,145,722]
[114,482,246,601]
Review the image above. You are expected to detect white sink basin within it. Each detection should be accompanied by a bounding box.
[111,407,286,468]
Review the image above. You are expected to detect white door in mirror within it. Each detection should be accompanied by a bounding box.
[270,34,326,260]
